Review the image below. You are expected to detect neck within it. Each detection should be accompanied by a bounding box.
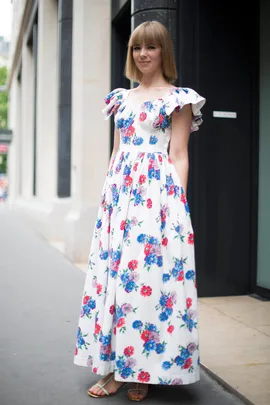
[140,71,169,88]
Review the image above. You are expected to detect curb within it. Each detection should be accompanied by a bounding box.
[200,363,256,405]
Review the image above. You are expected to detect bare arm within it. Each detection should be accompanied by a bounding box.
[169,104,192,195]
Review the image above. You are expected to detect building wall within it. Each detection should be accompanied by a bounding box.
[8,0,112,262]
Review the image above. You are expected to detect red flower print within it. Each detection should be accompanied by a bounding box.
[113,326,116,335]
[177,271,184,281]
[109,305,115,315]
[97,283,102,294]
[188,233,194,245]
[120,220,126,230]
[168,157,173,164]
[175,105,181,112]
[158,155,163,162]
[133,162,138,171]
[162,237,168,246]
[95,324,101,334]
[161,211,166,220]
[181,194,187,204]
[144,243,152,256]
[159,114,164,123]
[117,318,125,328]
[124,346,135,357]
[139,112,147,122]
[128,260,138,270]
[141,330,151,341]
[165,297,173,308]
[83,295,90,305]
[74,347,78,356]
[184,358,192,369]
[168,185,174,195]
[140,285,152,297]
[93,367,98,373]
[126,126,135,137]
[125,175,133,186]
[186,297,192,308]
[138,371,150,383]
[147,199,152,209]
[139,174,146,184]
[107,225,110,234]
[167,325,174,334]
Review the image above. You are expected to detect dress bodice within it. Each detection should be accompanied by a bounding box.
[102,87,206,153]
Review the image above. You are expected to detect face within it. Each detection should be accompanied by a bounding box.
[132,42,162,76]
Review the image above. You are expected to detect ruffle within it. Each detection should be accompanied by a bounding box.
[164,88,206,132]
[102,88,127,120]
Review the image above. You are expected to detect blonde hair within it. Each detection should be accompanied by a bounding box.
[125,21,177,84]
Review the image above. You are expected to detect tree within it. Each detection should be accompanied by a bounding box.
[0,66,8,129]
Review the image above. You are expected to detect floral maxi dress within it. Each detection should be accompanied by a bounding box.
[74,87,206,386]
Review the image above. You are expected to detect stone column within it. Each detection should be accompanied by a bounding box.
[21,39,34,199]
[7,75,22,203]
[131,0,177,51]
[36,0,58,200]
[65,0,111,263]
[57,0,73,198]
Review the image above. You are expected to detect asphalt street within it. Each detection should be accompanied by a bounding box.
[0,206,248,405]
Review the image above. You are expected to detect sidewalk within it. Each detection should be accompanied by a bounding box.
[0,207,261,405]
[198,296,270,405]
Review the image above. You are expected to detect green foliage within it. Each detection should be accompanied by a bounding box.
[0,153,7,174]
[0,66,8,129]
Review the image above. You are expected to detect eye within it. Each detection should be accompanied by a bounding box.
[133,46,140,51]
[147,45,156,50]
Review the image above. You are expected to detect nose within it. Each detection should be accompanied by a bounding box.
[140,47,147,57]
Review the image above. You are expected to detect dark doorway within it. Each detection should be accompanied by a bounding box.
[110,1,131,152]
[177,1,259,297]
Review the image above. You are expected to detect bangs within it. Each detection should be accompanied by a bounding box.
[128,22,162,47]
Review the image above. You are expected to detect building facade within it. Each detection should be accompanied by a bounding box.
[7,0,270,298]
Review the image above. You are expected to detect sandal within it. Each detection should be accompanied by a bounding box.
[127,383,148,402]
[87,374,125,398]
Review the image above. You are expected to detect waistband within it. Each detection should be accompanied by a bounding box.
[118,145,168,154]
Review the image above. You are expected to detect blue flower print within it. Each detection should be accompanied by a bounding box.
[125,280,136,293]
[156,343,166,354]
[148,323,157,332]
[116,359,126,369]
[124,165,131,176]
[144,340,156,351]
[99,250,108,260]
[150,135,158,144]
[163,273,171,283]
[137,233,146,243]
[133,136,144,146]
[100,353,109,361]
[159,312,169,322]
[116,118,124,129]
[162,361,171,370]
[132,320,143,329]
[186,270,195,280]
[96,219,102,229]
[121,367,133,378]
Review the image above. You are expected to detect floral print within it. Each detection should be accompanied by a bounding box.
[74,87,206,385]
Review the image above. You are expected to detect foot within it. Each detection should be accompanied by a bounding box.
[88,373,125,397]
[128,383,149,401]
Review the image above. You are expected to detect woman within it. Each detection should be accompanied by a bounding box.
[74,20,206,401]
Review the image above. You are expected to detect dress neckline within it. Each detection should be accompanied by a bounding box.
[124,87,179,106]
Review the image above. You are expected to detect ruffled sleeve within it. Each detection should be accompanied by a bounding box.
[102,88,127,120]
[165,87,206,132]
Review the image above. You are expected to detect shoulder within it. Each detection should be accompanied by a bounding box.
[102,88,128,119]
[165,87,206,132]
[104,88,128,105]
